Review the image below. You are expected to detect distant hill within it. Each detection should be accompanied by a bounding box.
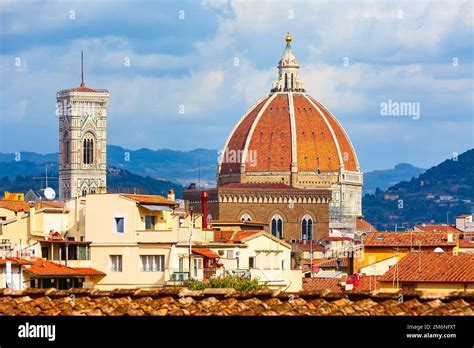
[0,166,183,198]
[363,163,426,194]
[0,145,217,187]
[363,148,474,231]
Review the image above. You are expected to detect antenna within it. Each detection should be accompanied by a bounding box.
[81,50,84,86]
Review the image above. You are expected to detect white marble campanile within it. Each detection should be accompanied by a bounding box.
[57,52,109,200]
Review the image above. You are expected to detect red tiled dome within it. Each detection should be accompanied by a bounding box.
[218,92,359,176]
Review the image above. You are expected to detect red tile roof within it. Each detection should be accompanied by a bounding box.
[356,217,377,232]
[192,248,220,259]
[318,257,349,268]
[0,257,32,266]
[303,274,381,293]
[213,230,262,243]
[459,239,474,248]
[380,252,474,283]
[68,84,99,93]
[415,224,461,233]
[364,232,458,247]
[120,194,177,205]
[0,200,31,213]
[302,277,345,292]
[23,259,105,277]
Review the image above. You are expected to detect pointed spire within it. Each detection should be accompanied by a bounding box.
[271,32,305,93]
[80,50,84,87]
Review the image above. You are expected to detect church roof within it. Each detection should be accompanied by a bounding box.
[218,34,359,178]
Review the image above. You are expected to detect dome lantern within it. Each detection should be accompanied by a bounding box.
[271,32,305,93]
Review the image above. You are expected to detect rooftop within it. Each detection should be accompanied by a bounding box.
[22,259,105,277]
[363,232,458,247]
[414,224,461,233]
[120,194,177,206]
[380,252,474,283]
[0,287,472,316]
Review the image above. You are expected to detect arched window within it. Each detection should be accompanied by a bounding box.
[301,215,313,241]
[83,133,95,164]
[270,214,283,239]
[81,189,87,197]
[241,213,252,221]
[63,132,70,165]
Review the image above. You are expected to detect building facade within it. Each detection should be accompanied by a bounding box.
[57,55,109,200]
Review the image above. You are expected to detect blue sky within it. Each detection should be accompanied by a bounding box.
[0,0,473,171]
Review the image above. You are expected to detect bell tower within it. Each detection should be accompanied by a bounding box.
[57,51,109,200]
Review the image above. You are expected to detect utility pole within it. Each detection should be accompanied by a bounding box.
[188,208,194,280]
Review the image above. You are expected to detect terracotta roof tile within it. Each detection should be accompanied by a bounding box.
[23,259,105,277]
[0,288,472,316]
[415,224,461,233]
[364,232,458,247]
[356,217,377,232]
[0,257,32,266]
[380,252,474,283]
[192,248,220,259]
[120,194,177,205]
[0,200,30,213]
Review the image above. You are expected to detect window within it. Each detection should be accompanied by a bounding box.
[240,213,252,221]
[140,255,164,272]
[281,259,286,270]
[81,189,87,197]
[249,256,256,269]
[83,134,95,164]
[270,214,283,239]
[226,250,234,259]
[110,255,122,272]
[301,215,313,241]
[273,254,280,270]
[114,217,125,233]
[145,215,156,230]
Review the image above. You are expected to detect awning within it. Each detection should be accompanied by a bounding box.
[192,248,220,259]
[139,204,172,212]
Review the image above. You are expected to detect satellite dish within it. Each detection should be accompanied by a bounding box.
[44,187,56,200]
[434,247,444,253]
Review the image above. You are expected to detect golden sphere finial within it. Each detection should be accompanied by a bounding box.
[285,32,292,44]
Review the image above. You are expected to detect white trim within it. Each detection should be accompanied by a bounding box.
[218,95,271,172]
[303,94,344,171]
[288,92,298,171]
[242,93,278,166]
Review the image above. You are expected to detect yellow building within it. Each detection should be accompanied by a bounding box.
[356,231,458,272]
[379,252,474,294]
[2,192,24,201]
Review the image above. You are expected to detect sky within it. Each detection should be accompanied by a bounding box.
[0,0,473,171]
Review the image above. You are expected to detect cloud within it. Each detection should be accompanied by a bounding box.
[0,0,472,171]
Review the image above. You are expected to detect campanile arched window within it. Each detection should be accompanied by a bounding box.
[270,214,283,239]
[301,215,313,241]
[83,133,95,164]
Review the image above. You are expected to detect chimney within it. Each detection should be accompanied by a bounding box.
[201,191,208,229]
[348,252,354,275]
[167,189,175,201]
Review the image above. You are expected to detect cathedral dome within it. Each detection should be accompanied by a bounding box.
[218,33,360,187]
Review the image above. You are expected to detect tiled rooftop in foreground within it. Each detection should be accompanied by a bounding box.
[0,288,472,316]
